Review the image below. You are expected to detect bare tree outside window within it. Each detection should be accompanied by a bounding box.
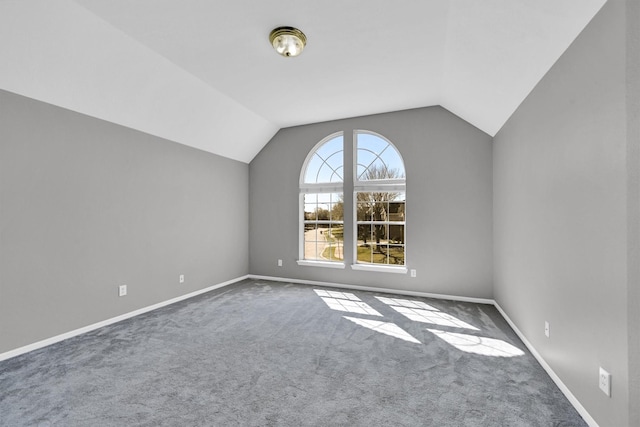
[355,133,406,266]
[300,130,405,268]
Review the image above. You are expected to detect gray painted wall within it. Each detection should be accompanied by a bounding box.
[0,89,249,354]
[493,1,630,426]
[249,107,493,299]
[626,0,640,425]
[1,4,635,424]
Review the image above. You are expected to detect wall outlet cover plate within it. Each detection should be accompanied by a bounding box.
[599,367,611,397]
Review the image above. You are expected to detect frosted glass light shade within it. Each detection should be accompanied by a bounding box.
[269,27,306,57]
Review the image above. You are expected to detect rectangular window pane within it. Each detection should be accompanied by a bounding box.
[389,201,405,221]
[303,225,318,260]
[317,200,330,220]
[377,248,390,265]
[357,243,373,264]
[356,201,369,221]
[303,192,343,262]
[355,191,405,266]
[357,224,373,246]
[303,224,326,260]
[329,193,344,221]
[326,241,344,261]
[304,193,318,221]
[388,245,405,265]
[330,225,344,245]
[389,225,405,244]
[303,224,345,261]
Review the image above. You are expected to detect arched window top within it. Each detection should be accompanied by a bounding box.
[299,129,406,271]
[302,132,344,185]
[355,131,405,182]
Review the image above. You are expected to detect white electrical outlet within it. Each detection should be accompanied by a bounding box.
[278,259,283,267]
[179,274,185,284]
[118,285,127,297]
[544,321,550,338]
[410,269,417,278]
[599,367,611,397]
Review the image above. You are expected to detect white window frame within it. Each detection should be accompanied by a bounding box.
[351,130,407,273]
[297,130,407,274]
[298,132,345,268]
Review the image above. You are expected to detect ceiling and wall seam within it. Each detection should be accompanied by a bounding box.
[0,0,608,162]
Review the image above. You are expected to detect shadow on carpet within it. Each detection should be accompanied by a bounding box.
[0,279,587,426]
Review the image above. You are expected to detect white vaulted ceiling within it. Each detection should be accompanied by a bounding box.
[0,0,606,163]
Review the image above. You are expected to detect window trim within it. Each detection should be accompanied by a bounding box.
[297,260,346,269]
[299,132,345,265]
[352,190,407,270]
[299,131,344,189]
[354,129,406,187]
[352,130,407,271]
[351,263,408,274]
[297,130,407,273]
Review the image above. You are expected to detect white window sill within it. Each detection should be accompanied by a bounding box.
[297,260,346,269]
[350,264,408,274]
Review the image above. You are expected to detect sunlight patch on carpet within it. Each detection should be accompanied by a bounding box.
[343,316,421,344]
[427,329,524,357]
[375,296,437,311]
[314,289,361,301]
[389,306,479,331]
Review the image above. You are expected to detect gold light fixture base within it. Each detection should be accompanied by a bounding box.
[269,26,307,57]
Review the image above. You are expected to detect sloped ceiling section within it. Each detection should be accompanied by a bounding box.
[0,0,606,163]
[0,0,278,163]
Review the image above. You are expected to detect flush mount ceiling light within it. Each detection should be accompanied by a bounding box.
[269,26,307,57]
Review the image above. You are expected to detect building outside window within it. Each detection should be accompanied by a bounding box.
[299,130,405,272]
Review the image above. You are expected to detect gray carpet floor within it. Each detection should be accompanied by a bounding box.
[0,279,586,426]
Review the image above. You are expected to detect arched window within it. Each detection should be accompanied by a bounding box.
[299,132,345,266]
[298,130,406,272]
[354,131,406,268]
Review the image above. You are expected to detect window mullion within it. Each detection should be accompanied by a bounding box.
[300,130,405,271]
[342,129,355,265]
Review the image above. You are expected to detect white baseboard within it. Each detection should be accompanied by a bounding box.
[0,275,249,363]
[0,274,598,427]
[493,302,599,427]
[248,274,494,305]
